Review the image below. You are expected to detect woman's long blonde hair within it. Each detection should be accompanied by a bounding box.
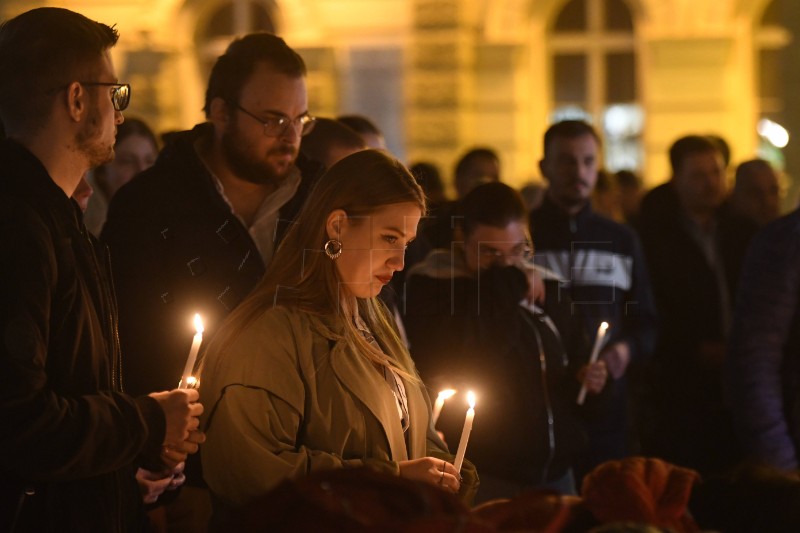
[206,149,426,380]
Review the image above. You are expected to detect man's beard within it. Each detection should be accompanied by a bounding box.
[558,179,592,208]
[76,105,114,168]
[221,121,297,186]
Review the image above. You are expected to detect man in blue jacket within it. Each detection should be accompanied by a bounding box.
[530,120,657,482]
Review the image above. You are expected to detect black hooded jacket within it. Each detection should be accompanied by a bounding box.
[404,249,586,485]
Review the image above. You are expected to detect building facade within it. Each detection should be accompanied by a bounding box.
[2,0,793,198]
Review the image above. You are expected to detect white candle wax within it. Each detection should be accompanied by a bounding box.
[577,321,609,405]
[432,389,456,427]
[453,391,476,473]
[180,314,204,389]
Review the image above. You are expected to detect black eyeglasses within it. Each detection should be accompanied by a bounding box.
[229,101,315,137]
[81,82,130,111]
[48,82,131,111]
[479,242,534,262]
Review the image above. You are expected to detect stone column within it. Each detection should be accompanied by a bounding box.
[406,0,477,193]
[638,0,753,184]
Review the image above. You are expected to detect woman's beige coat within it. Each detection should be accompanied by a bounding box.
[200,306,449,508]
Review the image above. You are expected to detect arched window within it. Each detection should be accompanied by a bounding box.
[548,0,641,171]
[195,0,276,83]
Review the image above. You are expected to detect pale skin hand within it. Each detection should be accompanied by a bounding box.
[148,389,204,445]
[514,260,546,305]
[398,457,461,494]
[136,462,185,504]
[601,341,631,380]
[577,360,609,394]
[161,430,207,469]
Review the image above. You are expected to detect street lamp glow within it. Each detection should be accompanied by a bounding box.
[758,118,790,148]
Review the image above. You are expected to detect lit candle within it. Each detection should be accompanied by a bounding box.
[453,391,476,473]
[432,389,456,426]
[577,321,609,405]
[180,314,204,389]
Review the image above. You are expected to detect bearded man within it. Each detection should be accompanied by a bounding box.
[103,33,321,397]
[102,32,322,530]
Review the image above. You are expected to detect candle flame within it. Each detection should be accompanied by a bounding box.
[600,321,609,332]
[437,389,457,400]
[467,391,476,408]
[185,376,198,387]
[194,313,204,334]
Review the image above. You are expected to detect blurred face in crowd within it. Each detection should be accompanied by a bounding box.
[329,202,421,299]
[221,61,308,186]
[101,133,158,198]
[672,149,727,217]
[456,156,500,199]
[463,219,531,274]
[540,133,599,214]
[76,52,124,169]
[733,165,782,226]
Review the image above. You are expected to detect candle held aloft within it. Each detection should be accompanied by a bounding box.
[453,391,476,473]
[577,321,609,405]
[432,388,456,426]
[180,314,204,389]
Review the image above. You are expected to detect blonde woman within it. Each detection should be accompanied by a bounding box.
[200,150,477,520]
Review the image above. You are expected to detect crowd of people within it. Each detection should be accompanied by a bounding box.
[2,6,800,533]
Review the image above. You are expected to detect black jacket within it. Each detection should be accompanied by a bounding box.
[102,124,323,396]
[637,183,730,385]
[0,139,165,532]
[404,250,585,485]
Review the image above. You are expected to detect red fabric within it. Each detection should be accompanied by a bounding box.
[581,456,700,532]
[472,490,575,532]
[229,467,492,532]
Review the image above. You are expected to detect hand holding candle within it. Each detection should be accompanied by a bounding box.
[432,388,456,427]
[577,321,608,405]
[180,314,203,389]
[453,391,476,473]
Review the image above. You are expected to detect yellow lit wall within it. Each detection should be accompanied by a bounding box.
[0,0,781,194]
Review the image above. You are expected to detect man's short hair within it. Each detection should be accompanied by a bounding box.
[734,159,775,190]
[707,134,731,167]
[668,135,721,174]
[615,169,642,190]
[0,7,119,132]
[542,120,601,155]
[203,32,306,116]
[454,147,499,180]
[409,161,444,198]
[453,147,500,198]
[299,117,365,167]
[337,115,382,137]
[459,181,527,237]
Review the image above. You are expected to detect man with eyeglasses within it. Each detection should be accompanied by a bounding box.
[103,32,320,396]
[0,8,204,532]
[404,181,608,501]
[530,120,657,484]
[102,31,322,529]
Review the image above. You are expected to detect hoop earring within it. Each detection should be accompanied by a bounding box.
[324,239,342,260]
